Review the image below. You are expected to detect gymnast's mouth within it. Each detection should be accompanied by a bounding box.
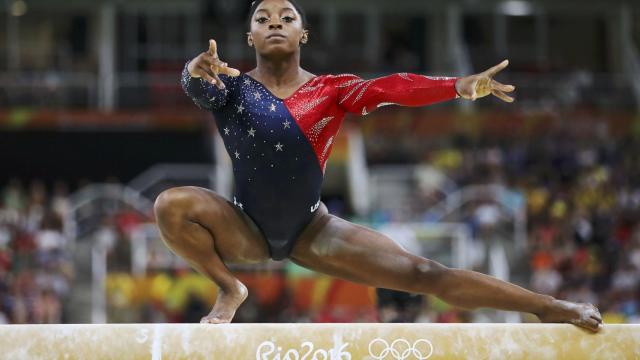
[267,33,287,39]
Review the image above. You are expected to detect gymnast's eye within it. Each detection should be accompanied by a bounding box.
[282,16,294,23]
[256,17,269,23]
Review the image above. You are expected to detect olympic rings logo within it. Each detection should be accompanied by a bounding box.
[368,338,434,360]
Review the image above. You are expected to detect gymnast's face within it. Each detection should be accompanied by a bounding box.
[248,0,307,57]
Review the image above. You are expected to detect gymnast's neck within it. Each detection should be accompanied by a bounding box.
[251,51,303,87]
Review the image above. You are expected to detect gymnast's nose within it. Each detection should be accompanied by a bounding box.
[269,22,283,30]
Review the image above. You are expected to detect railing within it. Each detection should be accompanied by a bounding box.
[65,183,155,323]
[368,164,459,221]
[377,222,473,270]
[127,163,217,201]
[0,72,98,109]
[492,72,635,110]
[424,184,527,251]
[66,183,154,242]
[127,133,233,200]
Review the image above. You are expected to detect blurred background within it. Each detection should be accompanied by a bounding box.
[0,0,639,325]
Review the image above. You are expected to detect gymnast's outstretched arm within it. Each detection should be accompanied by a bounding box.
[334,59,515,115]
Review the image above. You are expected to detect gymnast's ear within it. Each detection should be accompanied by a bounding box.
[247,32,254,47]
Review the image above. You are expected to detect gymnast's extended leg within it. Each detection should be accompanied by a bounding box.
[290,204,602,331]
[154,186,270,323]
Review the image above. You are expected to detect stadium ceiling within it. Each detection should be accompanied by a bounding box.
[2,0,638,14]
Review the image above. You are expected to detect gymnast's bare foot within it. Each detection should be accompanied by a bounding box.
[200,282,248,324]
[537,299,603,332]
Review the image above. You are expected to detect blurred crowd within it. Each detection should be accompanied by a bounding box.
[518,133,640,324]
[400,123,640,324]
[0,180,73,324]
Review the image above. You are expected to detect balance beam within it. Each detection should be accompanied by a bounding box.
[0,324,637,359]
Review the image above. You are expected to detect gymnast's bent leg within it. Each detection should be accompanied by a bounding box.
[290,203,602,331]
[154,186,270,323]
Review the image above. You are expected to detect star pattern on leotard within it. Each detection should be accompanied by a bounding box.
[233,197,244,210]
[213,76,317,195]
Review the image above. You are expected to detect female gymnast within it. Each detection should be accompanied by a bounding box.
[155,0,602,331]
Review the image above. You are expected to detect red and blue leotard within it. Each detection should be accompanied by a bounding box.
[181,61,459,260]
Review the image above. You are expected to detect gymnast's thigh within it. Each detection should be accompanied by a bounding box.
[289,205,432,291]
[157,186,270,264]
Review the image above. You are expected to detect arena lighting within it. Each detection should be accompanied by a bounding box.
[10,0,27,17]
[499,0,534,16]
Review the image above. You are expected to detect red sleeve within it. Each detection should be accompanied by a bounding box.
[333,73,460,116]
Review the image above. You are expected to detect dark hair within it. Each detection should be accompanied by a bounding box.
[247,0,308,30]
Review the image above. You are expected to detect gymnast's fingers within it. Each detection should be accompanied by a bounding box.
[491,79,515,93]
[196,64,217,85]
[492,89,514,103]
[485,59,509,77]
[207,56,239,80]
[208,39,219,59]
[590,306,602,323]
[215,61,241,77]
[210,68,225,89]
[585,318,602,332]
[219,63,241,77]
[200,53,220,68]
[591,315,603,325]
[206,63,226,89]
[570,318,600,332]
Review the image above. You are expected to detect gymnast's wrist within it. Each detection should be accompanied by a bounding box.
[454,78,463,99]
[533,294,556,317]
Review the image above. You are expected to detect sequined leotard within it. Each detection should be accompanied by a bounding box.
[181,61,459,260]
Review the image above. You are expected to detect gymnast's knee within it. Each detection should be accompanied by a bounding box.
[154,186,212,226]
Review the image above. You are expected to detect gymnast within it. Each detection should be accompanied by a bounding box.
[154,0,603,331]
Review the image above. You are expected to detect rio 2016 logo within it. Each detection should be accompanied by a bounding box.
[256,340,351,360]
[255,338,433,360]
[368,338,434,360]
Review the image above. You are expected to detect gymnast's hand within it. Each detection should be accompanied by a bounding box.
[455,59,516,103]
[187,39,241,90]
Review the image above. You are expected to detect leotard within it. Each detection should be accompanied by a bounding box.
[181,61,459,260]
